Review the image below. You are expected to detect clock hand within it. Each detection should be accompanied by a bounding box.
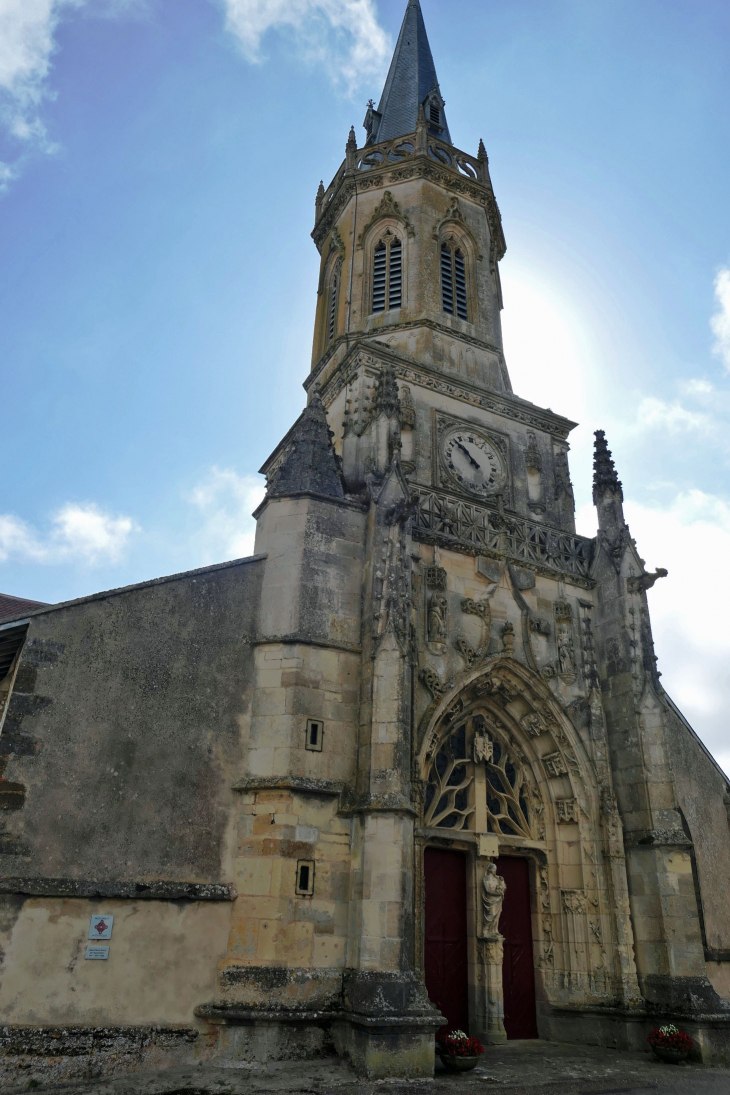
[455,441,481,470]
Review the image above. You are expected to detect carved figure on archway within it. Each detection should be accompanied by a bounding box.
[482,863,507,936]
[428,592,448,642]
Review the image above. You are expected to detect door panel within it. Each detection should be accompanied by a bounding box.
[424,847,469,1034]
[496,856,538,1039]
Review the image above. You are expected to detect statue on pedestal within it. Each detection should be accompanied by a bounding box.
[482,862,507,936]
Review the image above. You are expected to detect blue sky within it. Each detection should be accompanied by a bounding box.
[1,0,729,768]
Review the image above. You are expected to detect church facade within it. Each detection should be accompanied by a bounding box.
[1,0,730,1084]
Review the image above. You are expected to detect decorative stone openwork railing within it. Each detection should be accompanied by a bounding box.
[315,129,491,229]
[357,134,484,182]
[411,485,594,581]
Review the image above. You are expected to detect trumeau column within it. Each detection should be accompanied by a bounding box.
[591,431,724,1015]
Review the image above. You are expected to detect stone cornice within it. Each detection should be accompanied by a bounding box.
[311,339,577,441]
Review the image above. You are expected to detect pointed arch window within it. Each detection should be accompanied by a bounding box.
[441,242,468,320]
[372,233,402,314]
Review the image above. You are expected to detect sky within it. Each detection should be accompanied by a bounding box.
[1,0,729,772]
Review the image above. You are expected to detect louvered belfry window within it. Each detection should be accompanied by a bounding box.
[441,242,468,320]
[328,269,339,342]
[372,233,402,314]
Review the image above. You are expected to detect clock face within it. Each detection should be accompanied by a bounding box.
[441,427,505,497]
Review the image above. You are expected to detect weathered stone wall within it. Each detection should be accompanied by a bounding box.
[0,556,264,1029]
[662,700,730,998]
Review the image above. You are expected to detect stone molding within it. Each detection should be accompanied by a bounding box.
[0,877,236,901]
[232,777,345,797]
[251,635,362,654]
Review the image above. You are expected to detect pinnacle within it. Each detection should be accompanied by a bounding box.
[593,430,623,500]
[268,393,344,501]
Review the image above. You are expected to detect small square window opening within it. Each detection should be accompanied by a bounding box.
[306,719,324,752]
[296,860,315,896]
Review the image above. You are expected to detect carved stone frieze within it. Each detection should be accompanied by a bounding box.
[357,190,415,247]
[455,637,480,667]
[425,565,447,590]
[557,798,579,823]
[462,597,491,623]
[410,485,594,584]
[420,666,445,699]
[543,751,568,778]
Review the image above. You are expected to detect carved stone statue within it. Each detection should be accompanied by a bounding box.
[482,862,507,936]
[557,622,575,673]
[428,592,448,643]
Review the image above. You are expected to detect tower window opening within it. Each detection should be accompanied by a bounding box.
[441,243,468,321]
[371,235,402,314]
[328,271,339,342]
[430,102,440,125]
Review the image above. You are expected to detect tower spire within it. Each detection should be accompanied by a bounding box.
[364,0,451,146]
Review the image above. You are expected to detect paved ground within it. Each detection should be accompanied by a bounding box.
[11,1042,730,1095]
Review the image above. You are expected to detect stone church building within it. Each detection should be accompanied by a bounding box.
[1,0,729,1083]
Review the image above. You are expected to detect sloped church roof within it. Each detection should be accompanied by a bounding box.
[367,0,451,145]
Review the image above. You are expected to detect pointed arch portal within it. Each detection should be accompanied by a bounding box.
[418,657,607,1042]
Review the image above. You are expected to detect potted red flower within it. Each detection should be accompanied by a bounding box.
[436,1030,485,1072]
[648,1024,694,1064]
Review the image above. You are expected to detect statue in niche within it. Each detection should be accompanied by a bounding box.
[482,863,507,936]
[557,622,575,673]
[428,592,448,643]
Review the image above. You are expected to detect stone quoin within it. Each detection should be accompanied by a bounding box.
[1,0,730,1083]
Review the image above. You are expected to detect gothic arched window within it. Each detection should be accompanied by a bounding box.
[441,242,467,320]
[372,233,402,314]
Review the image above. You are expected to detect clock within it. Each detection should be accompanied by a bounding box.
[441,426,506,498]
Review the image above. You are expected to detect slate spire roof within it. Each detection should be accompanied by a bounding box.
[268,393,344,501]
[366,0,451,146]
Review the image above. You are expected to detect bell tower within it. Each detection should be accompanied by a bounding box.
[308,0,579,532]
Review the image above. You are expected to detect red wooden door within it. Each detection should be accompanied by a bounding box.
[424,847,469,1034]
[495,856,538,1039]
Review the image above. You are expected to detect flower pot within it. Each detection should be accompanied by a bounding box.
[438,1053,481,1072]
[652,1045,689,1064]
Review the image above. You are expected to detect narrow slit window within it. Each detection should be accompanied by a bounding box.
[328,272,338,342]
[296,860,315,896]
[441,243,468,321]
[371,235,402,314]
[306,719,323,752]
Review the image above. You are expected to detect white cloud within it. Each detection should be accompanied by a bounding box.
[711,266,730,372]
[578,490,730,776]
[187,467,265,564]
[0,0,147,189]
[0,502,138,565]
[633,395,709,434]
[219,0,391,90]
[0,0,80,181]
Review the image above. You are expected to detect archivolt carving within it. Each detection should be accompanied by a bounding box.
[418,658,598,835]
